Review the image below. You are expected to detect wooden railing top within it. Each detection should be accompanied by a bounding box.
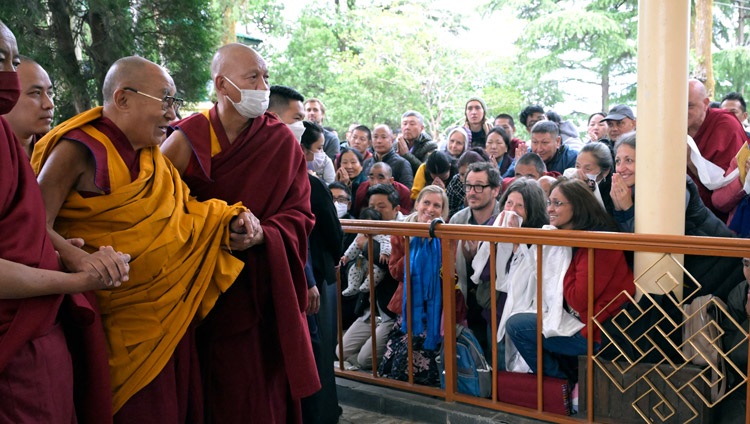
[341,219,750,258]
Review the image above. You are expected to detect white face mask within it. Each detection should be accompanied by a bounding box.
[313,151,327,168]
[585,172,599,182]
[334,201,348,218]
[224,77,269,119]
[286,120,305,143]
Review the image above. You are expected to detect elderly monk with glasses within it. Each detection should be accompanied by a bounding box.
[32,55,262,423]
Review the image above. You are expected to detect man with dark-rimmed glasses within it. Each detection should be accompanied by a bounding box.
[449,161,503,355]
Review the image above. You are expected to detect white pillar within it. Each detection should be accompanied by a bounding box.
[634,0,690,297]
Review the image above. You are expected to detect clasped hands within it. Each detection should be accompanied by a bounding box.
[63,239,131,291]
[229,210,264,251]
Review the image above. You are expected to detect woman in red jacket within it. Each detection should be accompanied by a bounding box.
[506,178,635,379]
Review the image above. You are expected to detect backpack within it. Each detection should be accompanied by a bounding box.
[681,294,727,404]
[437,324,492,398]
[378,321,441,387]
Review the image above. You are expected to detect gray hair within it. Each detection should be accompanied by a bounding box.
[580,142,613,174]
[530,120,559,138]
[402,110,425,126]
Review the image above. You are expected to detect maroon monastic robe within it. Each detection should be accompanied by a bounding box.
[174,107,319,423]
[690,108,747,221]
[0,116,111,423]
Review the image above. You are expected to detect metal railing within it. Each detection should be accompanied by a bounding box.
[335,219,750,423]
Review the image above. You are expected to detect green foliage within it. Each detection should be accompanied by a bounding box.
[265,0,525,139]
[494,0,637,113]
[133,0,220,102]
[0,0,220,117]
[238,0,286,36]
[714,47,750,95]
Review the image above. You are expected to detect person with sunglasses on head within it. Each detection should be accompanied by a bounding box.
[32,55,261,422]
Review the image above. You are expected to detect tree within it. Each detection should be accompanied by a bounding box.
[492,0,637,113]
[693,0,715,96]
[264,0,524,139]
[714,46,750,95]
[1,0,221,119]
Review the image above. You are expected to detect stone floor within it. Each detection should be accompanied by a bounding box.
[336,377,537,424]
[339,404,428,424]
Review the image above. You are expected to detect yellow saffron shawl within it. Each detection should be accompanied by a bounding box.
[32,107,245,413]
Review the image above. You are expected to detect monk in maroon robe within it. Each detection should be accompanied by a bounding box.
[688,79,747,221]
[162,43,319,423]
[0,21,128,424]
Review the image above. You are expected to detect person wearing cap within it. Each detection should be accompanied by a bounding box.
[601,104,636,142]
[463,97,493,149]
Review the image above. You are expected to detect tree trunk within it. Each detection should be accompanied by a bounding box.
[738,2,745,46]
[693,0,714,97]
[48,0,91,112]
[221,4,236,45]
[601,63,610,113]
[87,0,127,106]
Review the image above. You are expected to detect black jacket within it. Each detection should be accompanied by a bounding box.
[309,175,343,285]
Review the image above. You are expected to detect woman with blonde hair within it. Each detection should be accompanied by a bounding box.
[379,185,449,386]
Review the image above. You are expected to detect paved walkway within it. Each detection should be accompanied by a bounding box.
[340,404,428,424]
[336,377,534,424]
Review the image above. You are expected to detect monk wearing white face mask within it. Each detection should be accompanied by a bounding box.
[161,44,320,424]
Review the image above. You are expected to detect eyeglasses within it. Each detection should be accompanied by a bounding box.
[123,87,184,113]
[333,196,350,203]
[464,184,491,193]
[546,199,570,208]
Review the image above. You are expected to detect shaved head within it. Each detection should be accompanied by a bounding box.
[0,20,19,73]
[373,124,393,137]
[689,79,707,100]
[211,43,266,80]
[371,162,393,178]
[687,78,710,137]
[100,56,177,150]
[102,56,173,106]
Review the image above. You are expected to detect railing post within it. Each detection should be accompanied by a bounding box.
[405,236,414,385]
[442,238,457,401]
[367,234,378,377]
[336,265,344,372]
[587,248,595,423]
[536,244,544,412]
[490,242,498,403]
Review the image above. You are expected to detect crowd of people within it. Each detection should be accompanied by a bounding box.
[1,16,749,423]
